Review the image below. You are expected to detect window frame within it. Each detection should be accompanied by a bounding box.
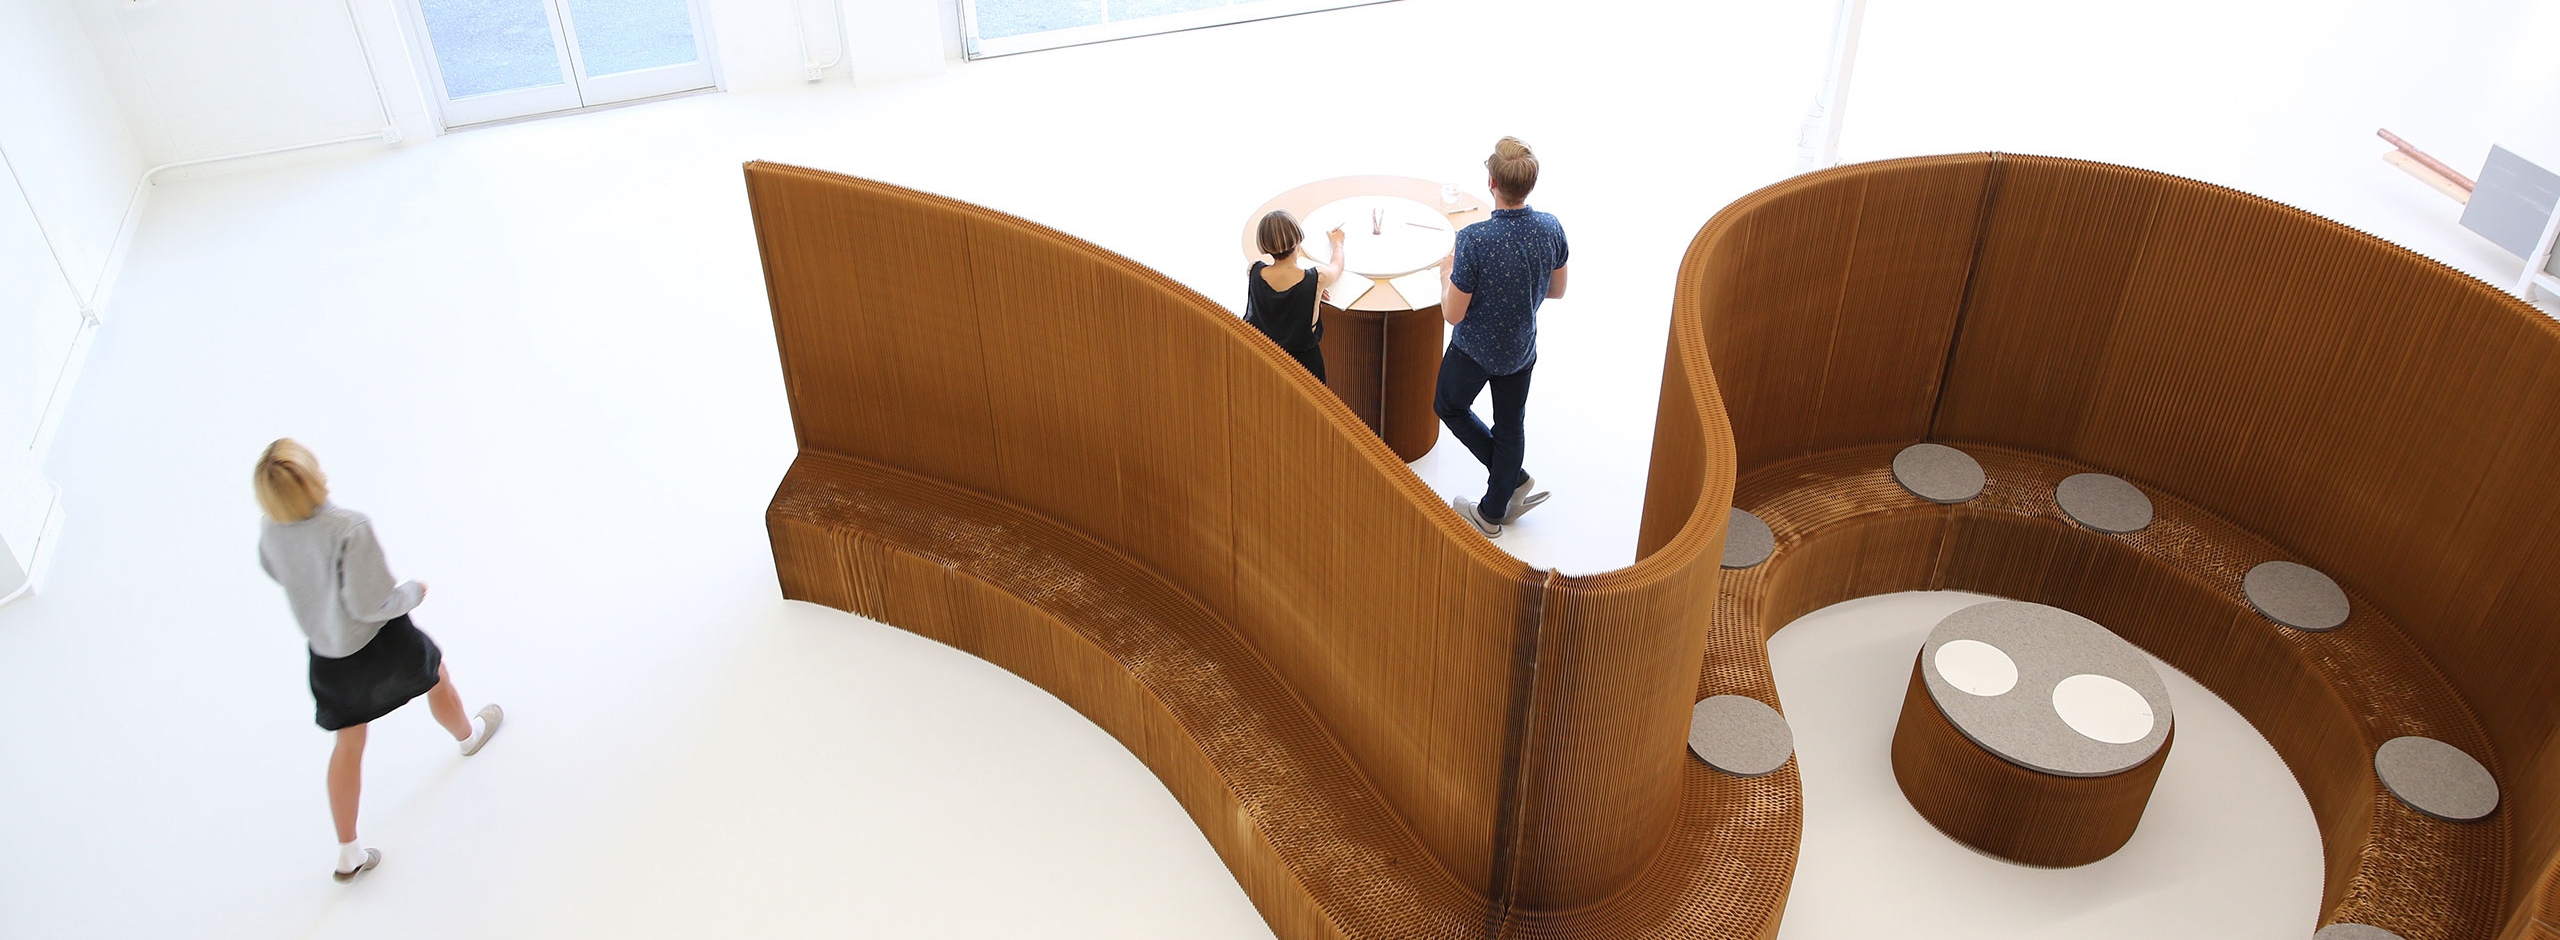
[960,0,1399,59]
[395,0,727,131]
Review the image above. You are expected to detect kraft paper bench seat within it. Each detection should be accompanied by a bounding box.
[767,450,1803,939]
[1715,434,2507,902]
[768,450,1482,939]
[1706,442,2507,935]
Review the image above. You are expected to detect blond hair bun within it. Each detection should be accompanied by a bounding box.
[1486,136,1541,202]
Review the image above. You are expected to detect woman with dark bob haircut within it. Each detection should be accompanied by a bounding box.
[1245,209,1346,381]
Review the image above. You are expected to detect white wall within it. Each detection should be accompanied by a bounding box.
[76,0,397,164]
[2495,0,2560,169]
[839,0,948,84]
[0,0,151,598]
[6,1,148,288]
[712,0,949,89]
[624,0,951,88]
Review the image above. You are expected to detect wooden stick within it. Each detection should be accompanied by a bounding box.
[2378,128,2477,191]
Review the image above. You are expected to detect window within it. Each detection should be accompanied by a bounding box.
[404,0,720,127]
[962,0,1396,58]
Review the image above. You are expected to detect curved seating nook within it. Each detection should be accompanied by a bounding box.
[748,154,2560,939]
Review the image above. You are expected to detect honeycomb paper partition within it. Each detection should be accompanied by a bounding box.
[747,161,1775,939]
[750,154,2560,940]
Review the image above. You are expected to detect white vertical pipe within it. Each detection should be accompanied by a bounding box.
[797,0,848,80]
[1797,0,1869,172]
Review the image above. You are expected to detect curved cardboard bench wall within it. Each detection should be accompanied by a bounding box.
[747,162,1784,939]
[754,154,2560,939]
[1674,153,2556,939]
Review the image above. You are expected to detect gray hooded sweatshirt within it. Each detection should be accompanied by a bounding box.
[258,503,423,658]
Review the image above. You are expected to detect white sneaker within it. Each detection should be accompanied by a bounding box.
[1502,473,1552,523]
[460,704,504,756]
[1452,495,1502,538]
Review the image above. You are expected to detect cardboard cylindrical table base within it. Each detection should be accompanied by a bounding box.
[1318,301,1444,462]
[1890,655,2170,867]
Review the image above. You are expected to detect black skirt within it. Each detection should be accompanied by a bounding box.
[309,615,443,731]
[1285,343,1327,382]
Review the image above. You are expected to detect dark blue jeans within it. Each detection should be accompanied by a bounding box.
[1434,346,1532,520]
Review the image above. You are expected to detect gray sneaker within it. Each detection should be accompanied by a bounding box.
[332,848,380,884]
[460,704,504,756]
[1452,495,1502,538]
[1503,473,1552,523]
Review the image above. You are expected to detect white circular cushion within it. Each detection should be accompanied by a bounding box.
[1935,639,2018,697]
[2052,673,2156,745]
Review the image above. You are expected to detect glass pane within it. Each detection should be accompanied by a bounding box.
[974,0,1103,40]
[418,0,566,99]
[565,0,701,76]
[1113,0,1229,21]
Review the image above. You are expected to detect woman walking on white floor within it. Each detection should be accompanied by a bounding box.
[254,439,503,883]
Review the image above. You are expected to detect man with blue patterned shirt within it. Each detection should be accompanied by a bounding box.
[1437,136,1568,537]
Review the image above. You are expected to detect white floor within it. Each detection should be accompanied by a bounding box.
[1769,593,2322,939]
[1,0,2541,936]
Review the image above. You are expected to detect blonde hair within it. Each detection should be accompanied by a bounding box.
[254,439,329,523]
[1485,136,1540,202]
[1256,210,1304,261]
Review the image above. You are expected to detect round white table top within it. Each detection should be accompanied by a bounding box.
[1242,176,1492,312]
[1298,195,1455,279]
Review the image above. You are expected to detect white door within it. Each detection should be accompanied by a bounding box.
[409,0,718,128]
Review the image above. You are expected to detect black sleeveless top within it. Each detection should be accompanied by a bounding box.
[1245,262,1324,353]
